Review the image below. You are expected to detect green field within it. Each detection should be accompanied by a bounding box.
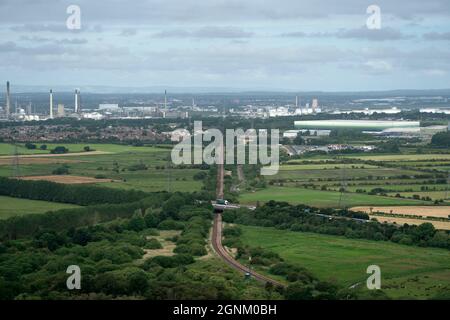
[239,225,450,299]
[343,184,448,193]
[0,196,80,219]
[0,143,161,155]
[239,186,427,207]
[261,150,449,207]
[279,164,379,170]
[349,154,450,161]
[271,165,424,182]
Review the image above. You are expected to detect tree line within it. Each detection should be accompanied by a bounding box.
[0,177,149,206]
[222,201,450,250]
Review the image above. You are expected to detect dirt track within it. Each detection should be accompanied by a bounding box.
[18,175,116,184]
[0,151,111,159]
[0,158,83,165]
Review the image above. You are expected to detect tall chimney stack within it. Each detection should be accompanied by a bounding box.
[163,90,167,118]
[74,89,78,113]
[77,89,81,113]
[312,98,318,114]
[5,81,10,117]
[49,89,53,118]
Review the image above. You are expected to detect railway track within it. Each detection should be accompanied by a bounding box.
[211,138,285,288]
[211,213,285,288]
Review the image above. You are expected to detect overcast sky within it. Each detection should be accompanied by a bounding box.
[1,0,450,91]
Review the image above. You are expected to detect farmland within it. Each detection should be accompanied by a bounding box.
[18,175,116,184]
[350,206,450,230]
[0,143,152,155]
[239,150,449,207]
[239,225,450,299]
[348,154,450,162]
[239,186,428,207]
[0,143,204,193]
[0,195,80,219]
[370,216,450,230]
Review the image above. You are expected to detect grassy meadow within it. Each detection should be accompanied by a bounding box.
[0,195,80,219]
[239,225,450,299]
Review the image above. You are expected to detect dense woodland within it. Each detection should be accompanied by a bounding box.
[0,171,449,299]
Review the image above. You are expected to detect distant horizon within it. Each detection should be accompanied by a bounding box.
[3,83,450,95]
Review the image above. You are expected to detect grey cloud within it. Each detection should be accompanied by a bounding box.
[11,24,68,33]
[0,41,18,52]
[193,26,254,38]
[0,41,70,55]
[337,27,414,41]
[280,32,308,38]
[1,39,449,86]
[423,32,450,40]
[20,36,88,45]
[20,36,51,43]
[10,23,102,33]
[152,26,254,39]
[57,38,88,45]
[281,27,414,41]
[120,28,137,36]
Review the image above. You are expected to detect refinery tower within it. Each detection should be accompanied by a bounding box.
[5,81,11,117]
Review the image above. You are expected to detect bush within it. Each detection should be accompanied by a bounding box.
[193,171,207,180]
[144,209,162,228]
[143,254,194,269]
[127,211,146,232]
[50,146,69,154]
[52,166,69,175]
[145,238,163,249]
[174,243,206,256]
[128,163,148,171]
[157,219,185,230]
[25,143,36,150]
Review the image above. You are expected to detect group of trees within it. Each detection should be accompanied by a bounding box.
[431,131,450,148]
[50,146,69,154]
[24,143,47,150]
[0,177,148,206]
[52,165,70,175]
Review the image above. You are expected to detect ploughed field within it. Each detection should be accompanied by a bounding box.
[17,175,116,184]
[351,206,450,230]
